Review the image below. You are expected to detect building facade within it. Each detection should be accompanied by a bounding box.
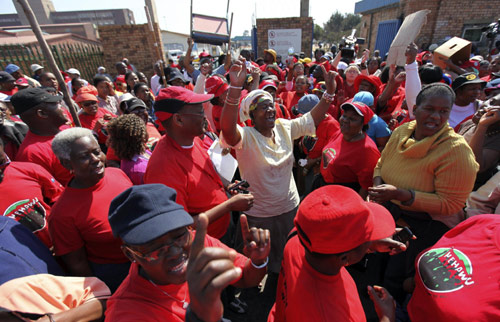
[355,0,500,57]
[0,0,134,27]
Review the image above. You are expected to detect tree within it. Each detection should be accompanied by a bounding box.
[314,24,324,41]
[320,11,362,44]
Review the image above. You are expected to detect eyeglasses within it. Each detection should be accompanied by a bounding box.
[126,230,191,262]
[82,101,98,107]
[0,154,11,171]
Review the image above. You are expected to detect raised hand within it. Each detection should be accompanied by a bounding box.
[187,214,242,322]
[240,214,270,265]
[321,65,338,94]
[228,57,247,88]
[406,43,418,65]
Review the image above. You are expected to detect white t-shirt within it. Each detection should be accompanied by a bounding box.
[225,113,316,217]
[449,102,475,128]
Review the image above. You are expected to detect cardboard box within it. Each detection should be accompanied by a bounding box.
[433,37,472,69]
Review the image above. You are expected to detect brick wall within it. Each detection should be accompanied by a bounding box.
[256,17,313,58]
[98,23,164,80]
[359,0,500,53]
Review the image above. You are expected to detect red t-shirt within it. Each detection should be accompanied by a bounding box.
[0,161,63,248]
[78,108,116,144]
[377,84,405,124]
[408,214,500,321]
[0,87,18,96]
[15,130,72,186]
[275,102,291,120]
[302,115,340,159]
[279,91,305,119]
[48,168,132,263]
[268,235,366,322]
[144,135,229,239]
[105,232,249,322]
[343,82,357,101]
[320,134,380,189]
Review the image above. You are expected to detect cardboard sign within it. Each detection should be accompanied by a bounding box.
[432,37,472,69]
[386,10,430,66]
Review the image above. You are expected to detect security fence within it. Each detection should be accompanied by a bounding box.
[0,42,104,82]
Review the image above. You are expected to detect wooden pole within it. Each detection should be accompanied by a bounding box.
[16,0,81,127]
[145,5,167,87]
[228,13,234,53]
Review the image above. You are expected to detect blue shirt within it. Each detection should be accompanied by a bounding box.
[0,216,63,284]
[366,114,391,143]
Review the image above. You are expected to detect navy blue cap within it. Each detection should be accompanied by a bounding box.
[108,184,194,245]
[297,94,320,114]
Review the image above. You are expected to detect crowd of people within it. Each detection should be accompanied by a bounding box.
[1,34,500,322]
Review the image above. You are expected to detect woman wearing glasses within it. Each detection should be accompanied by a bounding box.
[49,127,133,292]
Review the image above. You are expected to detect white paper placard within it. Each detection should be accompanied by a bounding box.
[268,28,302,57]
[207,139,238,184]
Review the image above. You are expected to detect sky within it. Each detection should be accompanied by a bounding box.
[1,0,358,36]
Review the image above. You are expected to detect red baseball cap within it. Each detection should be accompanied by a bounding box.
[460,59,480,70]
[294,185,395,254]
[341,100,374,125]
[205,76,229,97]
[259,80,277,90]
[75,85,98,103]
[154,87,213,122]
[15,77,29,87]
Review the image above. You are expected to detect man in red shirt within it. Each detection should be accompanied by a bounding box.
[106,184,270,321]
[1,160,60,244]
[268,185,405,322]
[11,88,72,185]
[0,71,18,96]
[144,87,253,240]
[0,139,63,248]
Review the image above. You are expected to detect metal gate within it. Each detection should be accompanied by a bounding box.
[374,19,401,57]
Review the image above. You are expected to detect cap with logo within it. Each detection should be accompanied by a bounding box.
[205,76,228,97]
[452,72,486,92]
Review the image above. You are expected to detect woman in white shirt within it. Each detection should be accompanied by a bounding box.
[220,58,337,274]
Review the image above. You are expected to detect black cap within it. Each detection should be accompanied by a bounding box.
[452,72,486,92]
[10,87,63,115]
[121,97,147,113]
[108,184,194,245]
[167,68,187,85]
[0,71,15,83]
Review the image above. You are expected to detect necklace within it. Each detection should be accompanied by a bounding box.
[149,279,189,309]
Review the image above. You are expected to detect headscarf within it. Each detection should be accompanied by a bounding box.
[239,90,274,122]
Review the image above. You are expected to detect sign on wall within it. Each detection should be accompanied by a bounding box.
[268,29,302,57]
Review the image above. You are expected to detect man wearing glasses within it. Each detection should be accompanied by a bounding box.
[144,87,253,242]
[106,184,270,321]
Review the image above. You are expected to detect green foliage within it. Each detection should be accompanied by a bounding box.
[317,11,362,44]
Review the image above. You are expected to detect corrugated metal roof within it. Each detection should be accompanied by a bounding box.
[354,0,400,14]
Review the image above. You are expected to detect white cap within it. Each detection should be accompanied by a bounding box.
[118,93,135,104]
[30,64,43,73]
[98,66,106,72]
[66,68,80,76]
[337,61,348,71]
